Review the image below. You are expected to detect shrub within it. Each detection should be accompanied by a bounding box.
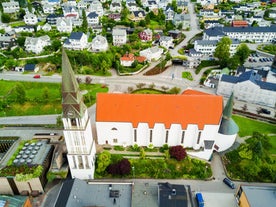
[169,145,187,161]
[107,158,131,176]
[160,144,169,153]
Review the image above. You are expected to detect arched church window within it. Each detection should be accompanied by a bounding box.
[111,127,118,130]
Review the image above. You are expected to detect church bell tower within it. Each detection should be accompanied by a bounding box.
[61,49,96,180]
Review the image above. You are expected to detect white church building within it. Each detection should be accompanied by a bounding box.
[96,90,239,161]
[62,49,96,180]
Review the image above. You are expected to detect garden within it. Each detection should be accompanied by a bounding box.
[223,132,276,183]
[95,145,212,180]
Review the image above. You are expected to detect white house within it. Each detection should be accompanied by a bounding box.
[63,32,88,50]
[2,0,20,14]
[140,46,163,62]
[159,36,174,49]
[87,12,99,26]
[203,26,276,43]
[24,13,38,25]
[90,35,108,52]
[63,5,79,19]
[96,89,238,161]
[24,35,51,54]
[110,2,122,13]
[42,2,56,14]
[194,39,240,56]
[216,70,276,108]
[56,17,73,33]
[120,53,135,67]
[88,0,104,17]
[112,28,127,46]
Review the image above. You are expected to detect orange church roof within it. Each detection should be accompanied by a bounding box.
[96,91,223,129]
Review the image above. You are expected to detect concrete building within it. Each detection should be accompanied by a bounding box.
[62,49,96,180]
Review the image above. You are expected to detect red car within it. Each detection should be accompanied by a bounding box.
[33,74,41,78]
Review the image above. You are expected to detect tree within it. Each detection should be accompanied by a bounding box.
[214,37,232,68]
[107,158,131,176]
[235,43,251,65]
[17,36,26,47]
[97,151,111,174]
[42,87,50,102]
[81,9,88,33]
[168,87,181,94]
[227,54,240,70]
[1,13,11,23]
[14,83,26,104]
[169,145,187,161]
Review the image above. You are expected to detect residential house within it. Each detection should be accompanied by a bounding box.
[41,23,52,32]
[2,0,20,14]
[120,53,136,67]
[88,0,104,17]
[87,12,99,26]
[90,35,108,52]
[139,29,153,42]
[165,6,175,21]
[173,14,190,29]
[177,0,188,12]
[204,20,223,29]
[56,17,73,33]
[126,2,139,12]
[63,32,88,50]
[77,0,88,9]
[110,2,122,13]
[269,9,276,19]
[140,46,163,61]
[13,25,35,33]
[46,14,59,25]
[147,0,159,11]
[158,0,169,10]
[194,39,240,56]
[23,64,39,72]
[216,70,276,108]
[112,28,127,46]
[24,13,38,25]
[24,35,51,54]
[196,0,218,6]
[42,2,56,14]
[168,30,182,39]
[159,36,174,49]
[129,10,146,22]
[108,13,121,21]
[199,9,217,17]
[219,10,235,17]
[235,185,276,207]
[47,0,61,6]
[203,26,276,43]
[96,89,238,161]
[0,35,16,49]
[0,195,32,207]
[63,6,79,19]
[231,20,248,27]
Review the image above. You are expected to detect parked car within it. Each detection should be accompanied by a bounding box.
[223,177,235,189]
[260,108,271,115]
[195,192,204,207]
[33,74,41,78]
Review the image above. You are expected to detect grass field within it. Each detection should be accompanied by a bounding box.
[268,136,276,154]
[0,80,108,117]
[182,71,193,81]
[232,115,276,137]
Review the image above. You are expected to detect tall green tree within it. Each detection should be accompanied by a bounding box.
[214,37,232,68]
[15,83,26,104]
[96,151,111,174]
[81,9,88,33]
[235,43,251,65]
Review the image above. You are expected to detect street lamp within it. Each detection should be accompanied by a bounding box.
[132,166,135,178]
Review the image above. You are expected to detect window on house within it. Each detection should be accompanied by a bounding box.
[181,131,185,144]
[111,127,117,130]
[85,156,90,169]
[78,156,83,169]
[113,139,118,143]
[197,131,201,144]
[71,119,76,126]
[150,130,152,142]
[72,156,77,169]
[134,129,137,142]
[165,130,169,143]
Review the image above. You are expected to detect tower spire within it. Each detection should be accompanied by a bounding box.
[62,48,86,118]
[222,92,234,120]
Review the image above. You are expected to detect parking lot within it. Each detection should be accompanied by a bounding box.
[247,53,274,65]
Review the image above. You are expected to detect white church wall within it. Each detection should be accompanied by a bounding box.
[167,124,182,146]
[187,149,213,161]
[137,123,150,146]
[96,122,133,145]
[152,123,166,147]
[183,124,198,148]
[215,133,237,152]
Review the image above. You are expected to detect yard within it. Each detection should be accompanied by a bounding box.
[232,115,276,137]
[0,80,108,117]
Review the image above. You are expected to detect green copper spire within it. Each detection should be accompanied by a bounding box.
[223,92,234,120]
[62,48,87,118]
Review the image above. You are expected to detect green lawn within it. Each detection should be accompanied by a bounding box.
[182,71,193,81]
[132,89,165,94]
[268,136,276,154]
[232,115,276,137]
[0,80,108,117]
